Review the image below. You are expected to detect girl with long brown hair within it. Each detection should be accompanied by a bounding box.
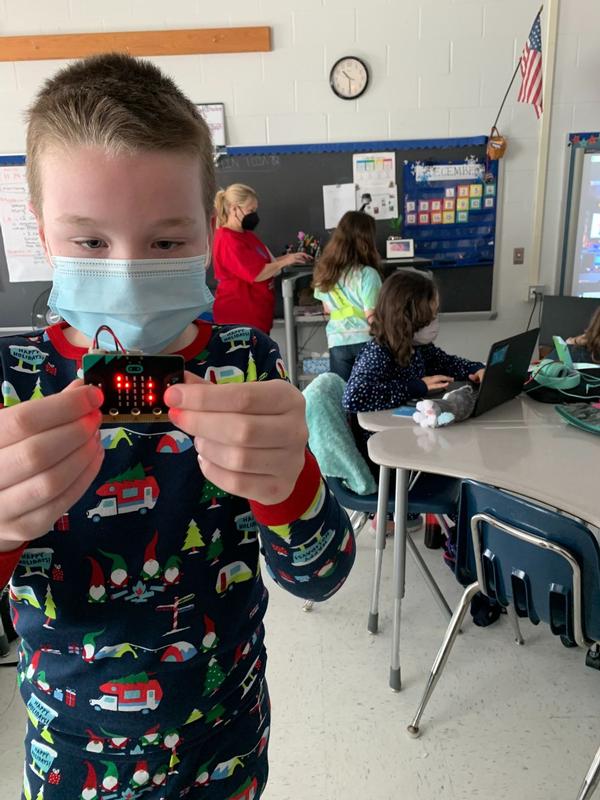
[343,270,485,412]
[313,211,382,380]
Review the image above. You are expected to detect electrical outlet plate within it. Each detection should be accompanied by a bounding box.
[528,285,545,302]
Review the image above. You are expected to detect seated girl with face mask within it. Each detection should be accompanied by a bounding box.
[342,271,501,626]
[342,270,485,416]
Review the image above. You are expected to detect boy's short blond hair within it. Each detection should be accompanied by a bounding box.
[26,52,216,218]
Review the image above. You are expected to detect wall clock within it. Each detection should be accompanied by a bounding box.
[329,56,369,100]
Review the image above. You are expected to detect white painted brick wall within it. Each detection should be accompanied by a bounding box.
[388,38,450,81]
[420,70,481,109]
[0,0,598,359]
[389,107,450,140]
[420,3,484,40]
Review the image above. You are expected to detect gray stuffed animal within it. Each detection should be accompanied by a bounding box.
[413,385,477,428]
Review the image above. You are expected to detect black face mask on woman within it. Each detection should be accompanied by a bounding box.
[241,211,260,231]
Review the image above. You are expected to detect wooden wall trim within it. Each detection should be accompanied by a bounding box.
[0,26,272,62]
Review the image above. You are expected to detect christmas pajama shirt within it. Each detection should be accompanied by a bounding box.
[0,321,355,800]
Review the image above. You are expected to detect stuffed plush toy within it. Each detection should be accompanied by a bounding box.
[413,385,477,428]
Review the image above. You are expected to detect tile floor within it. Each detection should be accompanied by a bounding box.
[0,523,598,799]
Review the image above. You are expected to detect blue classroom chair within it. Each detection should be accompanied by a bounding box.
[407,480,600,799]
[302,372,460,629]
[326,474,459,631]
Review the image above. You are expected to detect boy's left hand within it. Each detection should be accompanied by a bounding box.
[165,372,308,506]
[469,368,485,384]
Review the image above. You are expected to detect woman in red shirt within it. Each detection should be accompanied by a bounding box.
[212,183,312,334]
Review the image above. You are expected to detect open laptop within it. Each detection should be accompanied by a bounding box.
[427,328,540,417]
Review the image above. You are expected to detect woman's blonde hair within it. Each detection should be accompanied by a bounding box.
[25,52,215,218]
[215,183,258,228]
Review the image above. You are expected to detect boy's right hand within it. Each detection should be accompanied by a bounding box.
[0,382,104,553]
[423,375,453,392]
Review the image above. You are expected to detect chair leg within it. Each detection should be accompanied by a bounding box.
[302,600,314,612]
[348,510,368,537]
[407,582,480,738]
[576,744,600,800]
[368,466,391,635]
[434,514,452,540]
[506,604,525,645]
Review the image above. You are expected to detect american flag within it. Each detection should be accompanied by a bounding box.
[518,13,543,118]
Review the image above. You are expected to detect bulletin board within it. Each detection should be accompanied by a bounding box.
[403,157,498,266]
[217,136,498,315]
[0,136,499,329]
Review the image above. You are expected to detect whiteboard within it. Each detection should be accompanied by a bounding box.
[571,151,600,297]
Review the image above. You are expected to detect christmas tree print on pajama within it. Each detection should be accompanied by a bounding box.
[181,519,205,555]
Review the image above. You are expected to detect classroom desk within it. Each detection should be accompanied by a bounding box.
[364,397,600,691]
[358,395,557,433]
[358,397,564,647]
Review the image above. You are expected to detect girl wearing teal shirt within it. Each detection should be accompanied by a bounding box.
[313,211,382,381]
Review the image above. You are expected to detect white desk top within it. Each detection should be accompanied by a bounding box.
[366,398,600,528]
[358,396,558,432]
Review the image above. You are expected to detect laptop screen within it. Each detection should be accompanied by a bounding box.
[472,328,540,417]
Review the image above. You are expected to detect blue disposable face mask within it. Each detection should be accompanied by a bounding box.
[48,254,214,354]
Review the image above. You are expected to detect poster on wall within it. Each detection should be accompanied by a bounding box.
[353,151,398,220]
[0,163,50,282]
[322,183,356,229]
[196,103,226,149]
[402,156,498,267]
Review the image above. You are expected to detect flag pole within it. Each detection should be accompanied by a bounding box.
[491,62,521,132]
[491,5,543,131]
[529,0,559,289]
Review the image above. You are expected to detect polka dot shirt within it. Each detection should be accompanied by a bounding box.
[342,339,484,413]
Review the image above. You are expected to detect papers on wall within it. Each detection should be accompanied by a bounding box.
[353,151,396,186]
[352,151,398,221]
[322,183,356,229]
[0,164,50,282]
[357,187,398,220]
[196,103,226,148]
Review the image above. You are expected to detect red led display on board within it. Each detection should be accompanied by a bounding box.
[83,353,184,422]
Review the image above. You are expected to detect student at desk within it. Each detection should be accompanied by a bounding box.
[344,271,500,625]
[342,270,484,415]
[212,183,312,334]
